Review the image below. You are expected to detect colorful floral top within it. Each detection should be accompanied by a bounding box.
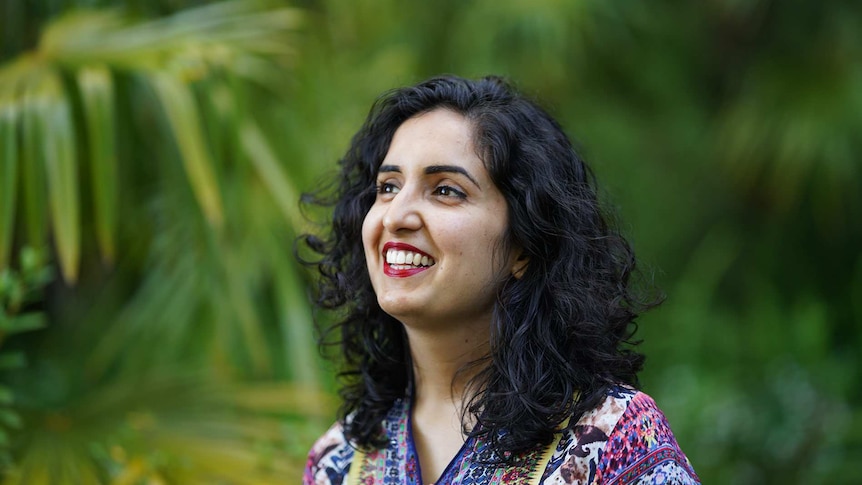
[303,386,700,484]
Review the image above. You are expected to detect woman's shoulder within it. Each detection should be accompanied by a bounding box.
[303,420,354,485]
[542,386,700,484]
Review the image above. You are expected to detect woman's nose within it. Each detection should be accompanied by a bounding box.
[382,189,422,233]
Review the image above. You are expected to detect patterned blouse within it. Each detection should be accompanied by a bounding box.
[303,386,700,484]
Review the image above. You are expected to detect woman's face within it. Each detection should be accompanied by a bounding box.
[361,108,519,331]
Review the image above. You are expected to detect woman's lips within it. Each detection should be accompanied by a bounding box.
[382,242,435,277]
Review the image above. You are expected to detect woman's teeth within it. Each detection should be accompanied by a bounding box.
[386,249,434,268]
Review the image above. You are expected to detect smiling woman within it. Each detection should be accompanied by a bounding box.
[301,76,700,484]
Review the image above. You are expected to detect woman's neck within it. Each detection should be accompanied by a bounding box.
[404,323,490,408]
[402,321,491,484]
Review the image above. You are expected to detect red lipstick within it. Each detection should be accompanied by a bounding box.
[382,242,433,278]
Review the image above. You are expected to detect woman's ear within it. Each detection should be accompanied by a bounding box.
[511,253,530,279]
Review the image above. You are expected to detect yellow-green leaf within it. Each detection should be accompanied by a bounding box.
[239,120,304,230]
[0,104,18,272]
[21,80,48,250]
[150,73,224,229]
[77,66,117,263]
[274,262,318,385]
[39,72,80,283]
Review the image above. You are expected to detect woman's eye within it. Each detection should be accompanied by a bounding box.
[376,183,399,195]
[433,185,466,199]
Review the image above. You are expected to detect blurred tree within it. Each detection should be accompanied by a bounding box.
[0,1,331,482]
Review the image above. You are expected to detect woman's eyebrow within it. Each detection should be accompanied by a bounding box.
[378,164,400,174]
[424,165,480,188]
[377,164,481,189]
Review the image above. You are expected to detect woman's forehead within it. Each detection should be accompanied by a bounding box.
[380,110,486,174]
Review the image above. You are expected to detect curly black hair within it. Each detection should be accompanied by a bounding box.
[301,75,659,459]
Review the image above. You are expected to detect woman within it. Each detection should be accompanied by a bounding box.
[302,75,699,484]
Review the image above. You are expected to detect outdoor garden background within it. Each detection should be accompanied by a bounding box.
[1,0,860,483]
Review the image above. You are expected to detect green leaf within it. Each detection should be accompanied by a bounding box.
[19,246,44,274]
[0,408,22,428]
[19,246,52,289]
[0,270,12,299]
[273,263,317,385]
[0,351,26,369]
[77,66,117,264]
[1,277,23,312]
[239,120,304,231]
[0,311,47,335]
[20,77,48,253]
[150,73,224,229]
[0,104,18,273]
[39,71,81,283]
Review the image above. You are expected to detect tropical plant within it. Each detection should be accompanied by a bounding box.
[0,1,333,482]
[0,248,50,469]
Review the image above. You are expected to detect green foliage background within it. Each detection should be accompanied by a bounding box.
[1,0,860,483]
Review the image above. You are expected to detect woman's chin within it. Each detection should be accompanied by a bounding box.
[378,300,421,321]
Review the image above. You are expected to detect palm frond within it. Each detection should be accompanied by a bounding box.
[0,104,17,272]
[77,66,117,263]
[0,0,304,282]
[1,2,326,482]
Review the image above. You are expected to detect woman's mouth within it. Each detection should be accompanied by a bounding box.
[385,248,435,268]
[382,243,435,277]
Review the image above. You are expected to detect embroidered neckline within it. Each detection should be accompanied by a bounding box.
[347,397,565,485]
[407,397,471,485]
